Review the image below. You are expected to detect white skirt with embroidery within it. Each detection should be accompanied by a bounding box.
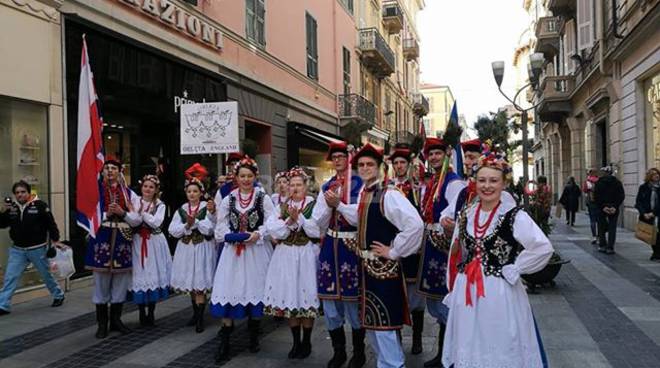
[130,232,172,292]
[263,242,320,313]
[170,239,217,293]
[210,239,272,306]
[442,273,544,368]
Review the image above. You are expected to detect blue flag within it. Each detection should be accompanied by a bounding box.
[448,102,464,178]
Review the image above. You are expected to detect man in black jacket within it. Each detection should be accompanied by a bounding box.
[593,166,625,254]
[0,181,65,315]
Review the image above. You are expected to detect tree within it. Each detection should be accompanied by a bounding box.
[473,110,524,159]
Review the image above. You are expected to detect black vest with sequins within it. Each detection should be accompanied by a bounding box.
[228,192,265,232]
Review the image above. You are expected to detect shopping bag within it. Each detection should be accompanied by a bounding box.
[554,204,562,218]
[634,221,657,246]
[50,247,75,279]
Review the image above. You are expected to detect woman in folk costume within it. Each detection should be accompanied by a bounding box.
[169,164,217,333]
[271,171,290,207]
[129,175,172,327]
[264,166,321,360]
[442,150,553,368]
[211,156,275,363]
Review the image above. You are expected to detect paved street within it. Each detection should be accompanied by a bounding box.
[2,211,660,368]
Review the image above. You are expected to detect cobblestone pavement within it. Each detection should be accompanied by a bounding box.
[1,211,660,367]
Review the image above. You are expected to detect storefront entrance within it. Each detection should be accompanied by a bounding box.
[64,19,227,277]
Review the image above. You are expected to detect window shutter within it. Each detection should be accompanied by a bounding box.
[564,19,577,73]
[246,0,255,41]
[577,0,594,51]
[257,0,265,46]
[306,13,318,80]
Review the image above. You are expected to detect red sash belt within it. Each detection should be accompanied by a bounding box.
[138,227,151,269]
[464,251,485,307]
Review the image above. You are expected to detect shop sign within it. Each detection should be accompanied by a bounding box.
[174,90,204,113]
[117,0,223,50]
[180,102,239,154]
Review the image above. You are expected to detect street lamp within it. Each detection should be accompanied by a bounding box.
[491,52,545,208]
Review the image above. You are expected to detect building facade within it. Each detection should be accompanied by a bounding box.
[0,0,427,295]
[420,83,453,137]
[531,0,659,228]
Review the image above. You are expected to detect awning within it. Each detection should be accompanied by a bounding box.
[297,126,343,146]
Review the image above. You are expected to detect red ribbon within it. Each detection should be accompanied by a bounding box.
[235,243,246,256]
[138,226,151,269]
[464,249,485,306]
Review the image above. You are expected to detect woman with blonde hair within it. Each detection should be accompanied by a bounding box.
[635,168,660,261]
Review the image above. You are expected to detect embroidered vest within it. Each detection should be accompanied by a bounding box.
[457,206,523,278]
[278,200,319,246]
[228,191,265,233]
[177,206,210,244]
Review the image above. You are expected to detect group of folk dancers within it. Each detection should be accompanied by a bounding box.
[83,137,553,368]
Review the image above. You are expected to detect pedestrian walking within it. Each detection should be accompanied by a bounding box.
[594,165,625,254]
[211,156,274,363]
[337,144,424,368]
[443,151,554,368]
[0,180,65,315]
[129,175,172,327]
[85,157,141,338]
[264,167,320,360]
[634,168,660,260]
[169,167,217,333]
[559,177,581,226]
[311,141,366,368]
[582,169,600,243]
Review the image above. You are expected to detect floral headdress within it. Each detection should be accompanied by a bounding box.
[287,166,309,181]
[234,155,259,176]
[476,143,511,177]
[184,177,205,192]
[274,171,289,182]
[140,174,160,187]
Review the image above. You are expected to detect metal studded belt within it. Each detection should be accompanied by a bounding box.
[326,229,357,239]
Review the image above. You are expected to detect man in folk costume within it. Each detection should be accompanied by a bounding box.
[311,141,366,368]
[85,157,141,339]
[337,143,424,368]
[388,145,425,355]
[416,137,463,367]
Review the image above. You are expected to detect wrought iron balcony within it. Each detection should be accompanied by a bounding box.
[534,17,560,57]
[338,94,376,128]
[382,1,404,34]
[403,38,419,61]
[412,93,429,116]
[537,75,575,121]
[359,28,395,78]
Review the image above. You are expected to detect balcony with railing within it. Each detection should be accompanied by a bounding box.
[403,38,419,61]
[534,17,560,57]
[382,1,404,34]
[358,28,395,77]
[412,93,429,116]
[537,74,575,121]
[338,94,376,128]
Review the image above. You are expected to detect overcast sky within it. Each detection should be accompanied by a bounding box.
[418,0,529,125]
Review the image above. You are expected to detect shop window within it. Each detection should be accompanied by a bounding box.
[646,73,660,169]
[0,97,50,288]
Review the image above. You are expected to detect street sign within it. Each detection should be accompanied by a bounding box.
[180,101,239,155]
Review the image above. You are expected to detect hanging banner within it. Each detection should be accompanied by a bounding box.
[180,101,239,154]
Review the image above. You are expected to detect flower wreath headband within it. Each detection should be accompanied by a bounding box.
[139,174,160,187]
[274,171,289,182]
[234,156,260,176]
[184,177,205,192]
[287,166,309,181]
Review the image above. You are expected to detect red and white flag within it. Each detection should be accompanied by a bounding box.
[75,36,105,238]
